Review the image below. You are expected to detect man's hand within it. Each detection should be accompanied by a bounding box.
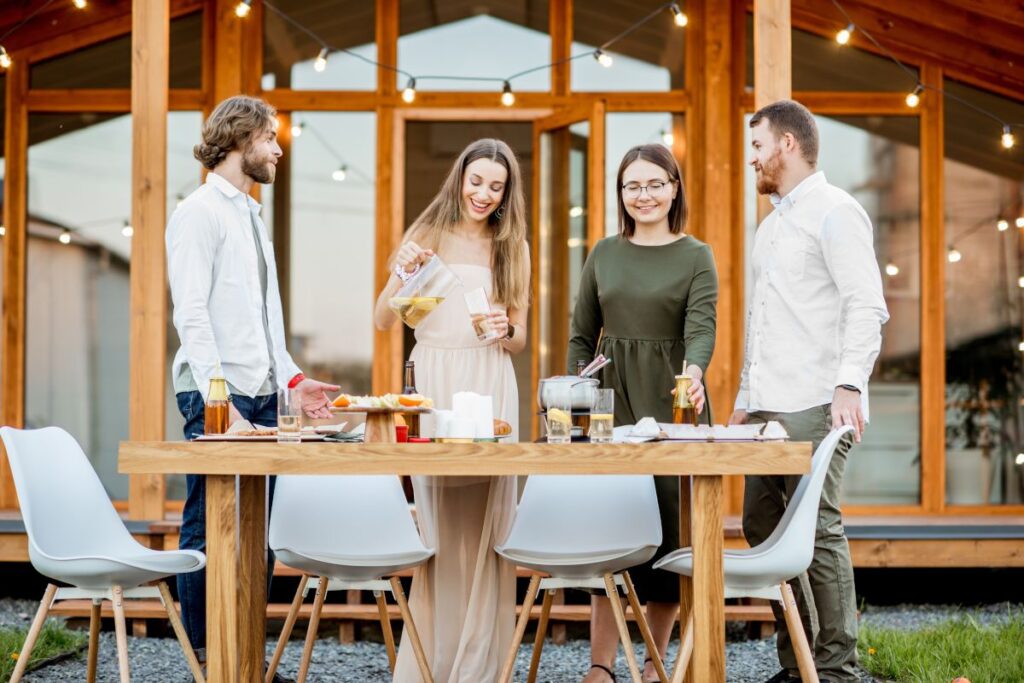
[295,378,341,420]
[832,386,864,442]
[729,409,749,425]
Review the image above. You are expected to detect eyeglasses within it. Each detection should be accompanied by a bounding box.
[621,180,675,198]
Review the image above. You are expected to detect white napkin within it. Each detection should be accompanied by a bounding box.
[452,391,495,439]
[629,417,661,438]
[434,410,455,438]
[760,421,788,440]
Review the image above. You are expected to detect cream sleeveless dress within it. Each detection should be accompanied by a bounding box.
[392,263,518,683]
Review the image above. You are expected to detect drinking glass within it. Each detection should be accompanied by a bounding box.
[277,388,302,444]
[589,389,614,443]
[545,385,573,444]
[464,287,500,341]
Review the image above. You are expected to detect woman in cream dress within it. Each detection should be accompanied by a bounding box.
[374,138,531,682]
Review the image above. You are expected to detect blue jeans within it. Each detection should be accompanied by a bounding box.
[176,390,279,656]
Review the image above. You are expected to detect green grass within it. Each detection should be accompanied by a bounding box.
[858,613,1024,683]
[0,621,88,679]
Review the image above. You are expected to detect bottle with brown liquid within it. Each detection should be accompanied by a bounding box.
[672,373,699,426]
[403,360,420,438]
[205,376,230,435]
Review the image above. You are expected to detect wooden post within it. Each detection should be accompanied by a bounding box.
[372,107,403,395]
[1,60,29,510]
[919,62,944,513]
[212,0,244,102]
[273,111,293,331]
[586,100,606,250]
[753,0,792,222]
[128,0,170,521]
[551,0,571,97]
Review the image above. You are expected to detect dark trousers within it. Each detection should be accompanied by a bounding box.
[175,390,278,656]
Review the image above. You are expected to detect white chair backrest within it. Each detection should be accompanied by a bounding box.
[269,475,427,556]
[757,425,854,566]
[501,475,662,555]
[0,426,139,559]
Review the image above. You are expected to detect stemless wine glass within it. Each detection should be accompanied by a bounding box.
[545,385,573,444]
[464,287,500,341]
[277,388,302,444]
[588,389,614,443]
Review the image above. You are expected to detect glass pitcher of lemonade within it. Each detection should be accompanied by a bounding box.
[389,255,463,328]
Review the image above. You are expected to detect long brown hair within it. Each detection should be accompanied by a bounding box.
[400,139,529,309]
[615,144,688,238]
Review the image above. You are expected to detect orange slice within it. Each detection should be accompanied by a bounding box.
[398,394,426,407]
[332,394,350,408]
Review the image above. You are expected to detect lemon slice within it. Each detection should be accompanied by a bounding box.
[547,408,572,426]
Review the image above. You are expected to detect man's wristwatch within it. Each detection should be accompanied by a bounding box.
[838,384,861,394]
[503,324,516,342]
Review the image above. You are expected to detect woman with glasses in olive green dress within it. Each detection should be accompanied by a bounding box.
[569,143,718,683]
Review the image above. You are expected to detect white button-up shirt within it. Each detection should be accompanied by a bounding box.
[735,171,889,418]
[167,172,301,401]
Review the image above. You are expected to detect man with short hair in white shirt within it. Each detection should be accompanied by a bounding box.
[731,99,889,683]
[167,95,338,680]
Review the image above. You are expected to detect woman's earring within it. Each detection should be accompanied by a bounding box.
[494,204,505,221]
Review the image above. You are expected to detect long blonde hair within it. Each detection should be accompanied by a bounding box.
[400,139,529,310]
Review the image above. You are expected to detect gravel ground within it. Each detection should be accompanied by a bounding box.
[3,599,1018,682]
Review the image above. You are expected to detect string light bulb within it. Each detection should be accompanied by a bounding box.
[121,220,134,238]
[291,121,304,138]
[500,81,515,107]
[670,3,688,27]
[314,47,328,73]
[947,246,961,263]
[0,224,6,237]
[1002,125,1016,149]
[0,46,11,70]
[998,219,1010,231]
[1018,276,1024,288]
[235,0,252,17]
[594,49,613,68]
[661,130,674,146]
[72,0,87,8]
[905,84,923,108]
[1016,452,1024,466]
[402,78,416,103]
[1016,217,1024,229]
[331,165,348,182]
[59,230,72,245]
[835,23,854,45]
[885,262,899,277]
[569,206,584,218]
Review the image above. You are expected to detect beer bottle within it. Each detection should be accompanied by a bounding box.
[672,360,698,426]
[205,377,231,435]
[403,361,420,438]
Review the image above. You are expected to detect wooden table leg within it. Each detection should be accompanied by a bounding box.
[238,475,268,683]
[677,475,693,682]
[691,475,725,682]
[206,475,239,683]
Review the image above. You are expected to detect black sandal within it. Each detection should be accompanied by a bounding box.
[591,663,617,682]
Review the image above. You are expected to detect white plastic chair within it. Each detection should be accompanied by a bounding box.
[494,475,669,683]
[653,425,855,683]
[265,474,435,683]
[0,426,206,683]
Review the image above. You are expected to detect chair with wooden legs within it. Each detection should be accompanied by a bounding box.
[0,426,206,683]
[265,474,435,683]
[494,475,668,683]
[654,425,856,683]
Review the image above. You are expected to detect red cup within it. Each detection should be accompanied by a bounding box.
[395,425,409,442]
[409,437,431,444]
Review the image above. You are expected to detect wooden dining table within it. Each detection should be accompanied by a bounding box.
[119,438,810,683]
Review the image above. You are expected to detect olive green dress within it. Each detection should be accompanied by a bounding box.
[568,234,718,603]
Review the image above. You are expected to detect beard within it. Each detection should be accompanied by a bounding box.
[242,147,276,184]
[754,147,783,196]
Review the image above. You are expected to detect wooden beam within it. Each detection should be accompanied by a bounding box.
[376,0,398,95]
[740,90,920,115]
[372,106,403,395]
[273,112,293,331]
[850,538,1024,568]
[585,100,605,250]
[25,89,204,112]
[919,62,944,514]
[212,0,244,102]
[754,0,792,224]
[127,0,170,521]
[948,0,1024,30]
[1,61,29,510]
[551,0,571,97]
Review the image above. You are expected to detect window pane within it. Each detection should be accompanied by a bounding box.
[262,1,376,91]
[745,21,918,93]
[276,112,377,397]
[744,114,922,505]
[30,11,202,89]
[605,113,683,237]
[26,114,132,499]
[573,0,685,91]
[943,78,1024,506]
[397,1,550,92]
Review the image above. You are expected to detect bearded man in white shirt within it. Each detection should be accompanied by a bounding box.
[167,95,339,681]
[731,99,889,683]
